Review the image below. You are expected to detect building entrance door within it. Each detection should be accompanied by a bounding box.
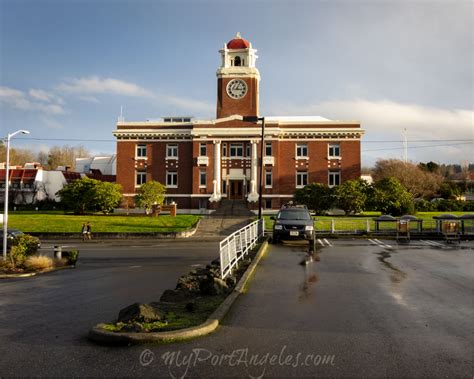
[229,180,243,200]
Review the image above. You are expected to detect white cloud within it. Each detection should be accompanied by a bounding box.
[266,99,474,164]
[78,95,100,103]
[40,117,63,129]
[28,88,64,104]
[0,86,65,114]
[56,76,154,98]
[157,94,213,113]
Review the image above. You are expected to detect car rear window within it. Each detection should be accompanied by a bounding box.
[277,210,311,220]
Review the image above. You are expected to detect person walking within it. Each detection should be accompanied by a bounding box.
[86,222,92,240]
[81,223,87,241]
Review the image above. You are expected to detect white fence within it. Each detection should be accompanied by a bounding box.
[220,219,264,279]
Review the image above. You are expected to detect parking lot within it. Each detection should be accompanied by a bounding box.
[0,238,472,377]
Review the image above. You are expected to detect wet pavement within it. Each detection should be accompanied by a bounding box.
[0,239,472,377]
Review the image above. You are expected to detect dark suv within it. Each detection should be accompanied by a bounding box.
[271,206,315,246]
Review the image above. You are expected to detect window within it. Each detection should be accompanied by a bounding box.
[296,171,308,188]
[328,143,340,158]
[230,143,243,157]
[296,143,308,158]
[136,171,146,186]
[246,143,251,158]
[222,180,227,194]
[199,143,207,156]
[166,171,178,187]
[265,199,272,209]
[265,142,272,156]
[265,170,272,188]
[329,171,341,187]
[234,56,241,66]
[136,144,147,158]
[166,144,178,158]
[222,143,227,157]
[199,170,206,187]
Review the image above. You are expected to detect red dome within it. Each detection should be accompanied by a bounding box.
[227,33,250,49]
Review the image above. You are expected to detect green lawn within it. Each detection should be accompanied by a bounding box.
[264,211,474,231]
[8,212,200,233]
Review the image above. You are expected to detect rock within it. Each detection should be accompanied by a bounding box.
[200,276,229,296]
[176,275,200,293]
[225,275,237,288]
[118,303,164,323]
[159,289,193,303]
[122,322,144,333]
[211,258,220,266]
[185,302,196,312]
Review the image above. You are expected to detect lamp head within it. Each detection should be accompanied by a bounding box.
[20,130,30,135]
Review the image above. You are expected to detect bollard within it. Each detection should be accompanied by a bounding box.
[330,219,335,234]
[366,219,370,233]
[53,245,62,259]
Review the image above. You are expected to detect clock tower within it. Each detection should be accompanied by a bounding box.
[216,33,260,119]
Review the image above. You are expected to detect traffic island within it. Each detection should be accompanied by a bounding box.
[89,238,269,345]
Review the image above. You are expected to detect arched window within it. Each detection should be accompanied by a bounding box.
[234,56,241,66]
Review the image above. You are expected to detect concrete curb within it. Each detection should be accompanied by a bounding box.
[0,265,75,279]
[29,219,201,240]
[88,238,269,345]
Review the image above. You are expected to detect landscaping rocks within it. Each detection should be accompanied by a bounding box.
[160,289,193,303]
[122,322,145,333]
[118,303,164,323]
[199,276,229,296]
[225,275,237,288]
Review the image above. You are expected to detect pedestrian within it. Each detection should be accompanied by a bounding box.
[86,222,92,240]
[81,223,87,241]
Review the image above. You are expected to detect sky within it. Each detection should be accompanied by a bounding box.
[0,0,473,167]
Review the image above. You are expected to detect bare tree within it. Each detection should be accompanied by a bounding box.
[373,159,443,199]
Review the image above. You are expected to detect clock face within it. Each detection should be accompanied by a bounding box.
[226,79,248,99]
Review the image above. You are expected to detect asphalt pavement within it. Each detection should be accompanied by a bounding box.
[0,238,472,377]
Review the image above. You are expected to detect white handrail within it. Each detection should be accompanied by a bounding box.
[219,219,264,279]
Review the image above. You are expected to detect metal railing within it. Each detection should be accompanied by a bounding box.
[220,219,264,279]
[312,218,473,236]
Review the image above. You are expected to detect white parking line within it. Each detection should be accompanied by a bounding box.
[369,239,392,248]
[422,240,444,247]
[323,238,332,247]
[317,239,324,246]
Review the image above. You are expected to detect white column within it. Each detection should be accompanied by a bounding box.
[248,140,258,202]
[210,140,221,202]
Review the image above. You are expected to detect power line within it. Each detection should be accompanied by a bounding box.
[363,141,474,152]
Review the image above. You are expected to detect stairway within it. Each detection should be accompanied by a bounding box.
[192,200,254,240]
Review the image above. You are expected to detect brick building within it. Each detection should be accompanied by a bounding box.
[114,33,364,212]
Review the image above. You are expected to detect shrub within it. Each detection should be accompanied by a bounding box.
[9,234,40,267]
[63,250,79,265]
[24,256,53,271]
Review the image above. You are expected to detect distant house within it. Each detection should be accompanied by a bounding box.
[0,162,116,205]
[76,155,116,175]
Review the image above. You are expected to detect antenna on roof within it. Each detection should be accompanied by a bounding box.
[118,106,124,122]
[402,128,408,164]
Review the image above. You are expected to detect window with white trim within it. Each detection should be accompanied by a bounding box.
[328,171,341,187]
[246,143,251,158]
[296,171,308,188]
[166,144,178,158]
[199,143,207,156]
[136,144,147,158]
[136,171,146,186]
[296,143,308,158]
[328,143,341,158]
[222,143,227,157]
[199,170,206,187]
[230,143,243,157]
[166,171,178,187]
[265,169,272,188]
[265,142,272,156]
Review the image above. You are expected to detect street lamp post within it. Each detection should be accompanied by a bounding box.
[242,116,265,219]
[3,130,30,260]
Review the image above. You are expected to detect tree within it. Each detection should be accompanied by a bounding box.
[46,145,90,170]
[135,181,166,214]
[294,183,333,215]
[56,177,122,214]
[373,177,414,216]
[94,181,123,214]
[373,159,442,199]
[333,179,368,215]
